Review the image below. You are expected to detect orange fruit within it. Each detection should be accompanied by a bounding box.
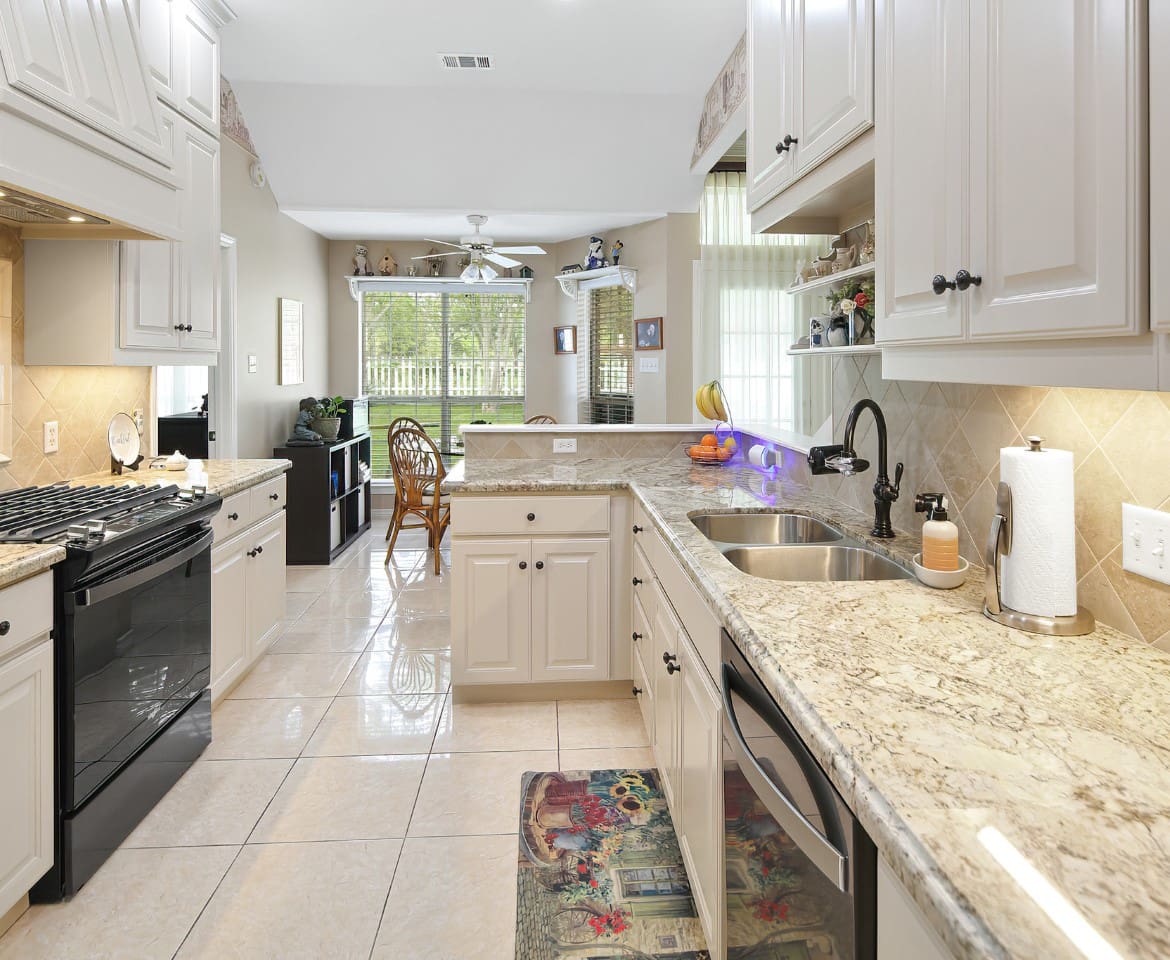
[701,433,718,448]
[717,448,732,461]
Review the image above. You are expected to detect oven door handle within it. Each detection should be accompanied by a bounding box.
[721,662,848,892]
[72,529,213,608]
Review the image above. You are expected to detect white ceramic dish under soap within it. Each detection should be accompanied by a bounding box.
[912,553,970,589]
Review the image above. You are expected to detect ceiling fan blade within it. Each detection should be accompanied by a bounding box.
[410,251,465,260]
[494,245,547,256]
[423,238,466,250]
[485,253,521,269]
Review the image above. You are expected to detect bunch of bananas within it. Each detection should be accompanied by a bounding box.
[694,380,729,422]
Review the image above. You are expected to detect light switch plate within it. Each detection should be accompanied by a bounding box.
[1122,503,1170,585]
[553,438,577,454]
[247,354,258,373]
[639,356,659,373]
[42,421,58,454]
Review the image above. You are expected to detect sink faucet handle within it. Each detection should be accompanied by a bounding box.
[893,462,904,495]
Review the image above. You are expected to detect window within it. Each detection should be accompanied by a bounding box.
[580,285,634,424]
[360,288,525,477]
[616,867,690,898]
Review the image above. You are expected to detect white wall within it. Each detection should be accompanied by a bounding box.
[221,138,331,457]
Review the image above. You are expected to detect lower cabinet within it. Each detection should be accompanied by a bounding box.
[452,536,610,684]
[877,857,955,960]
[211,509,286,701]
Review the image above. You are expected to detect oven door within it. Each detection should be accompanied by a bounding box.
[61,525,213,811]
[722,637,875,960]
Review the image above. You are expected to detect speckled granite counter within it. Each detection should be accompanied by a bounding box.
[68,458,291,498]
[445,454,1170,960]
[0,543,66,589]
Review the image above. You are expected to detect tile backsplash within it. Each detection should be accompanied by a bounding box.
[828,355,1170,648]
[0,225,152,487]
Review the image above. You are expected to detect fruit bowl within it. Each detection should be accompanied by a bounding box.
[687,449,728,466]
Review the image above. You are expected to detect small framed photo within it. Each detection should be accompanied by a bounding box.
[635,317,664,350]
[554,325,577,355]
[278,297,304,385]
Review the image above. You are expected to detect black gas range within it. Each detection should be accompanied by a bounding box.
[0,481,223,901]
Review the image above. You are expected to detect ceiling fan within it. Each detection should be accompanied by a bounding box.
[412,214,546,282]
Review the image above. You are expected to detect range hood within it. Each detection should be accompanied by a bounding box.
[0,186,110,228]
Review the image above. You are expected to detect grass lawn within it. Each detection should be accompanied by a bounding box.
[368,399,525,477]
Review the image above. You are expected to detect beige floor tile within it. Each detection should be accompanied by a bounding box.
[557,699,649,749]
[175,839,401,960]
[228,652,360,699]
[284,566,341,593]
[0,846,238,960]
[393,586,451,618]
[284,591,319,618]
[270,618,382,654]
[339,650,451,696]
[371,836,516,960]
[368,615,451,651]
[560,747,656,771]
[432,699,557,753]
[301,590,394,621]
[410,750,556,837]
[124,758,293,848]
[303,694,443,757]
[249,755,426,842]
[203,698,331,760]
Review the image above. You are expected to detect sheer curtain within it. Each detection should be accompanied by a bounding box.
[695,172,830,433]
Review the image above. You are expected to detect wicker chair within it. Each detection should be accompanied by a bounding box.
[385,427,450,573]
[385,416,427,541]
[524,414,558,424]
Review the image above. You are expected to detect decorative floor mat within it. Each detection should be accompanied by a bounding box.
[516,768,710,959]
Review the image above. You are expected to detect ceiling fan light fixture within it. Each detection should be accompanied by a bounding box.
[480,263,498,283]
[460,262,480,283]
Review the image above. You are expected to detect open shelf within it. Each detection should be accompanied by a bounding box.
[786,343,881,357]
[555,265,638,300]
[785,261,875,296]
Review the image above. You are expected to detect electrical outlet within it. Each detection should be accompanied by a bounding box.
[553,438,577,454]
[1122,503,1170,586]
[43,421,58,454]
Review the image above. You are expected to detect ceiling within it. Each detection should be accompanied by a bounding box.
[221,0,745,242]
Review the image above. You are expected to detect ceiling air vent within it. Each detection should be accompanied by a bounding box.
[439,53,493,70]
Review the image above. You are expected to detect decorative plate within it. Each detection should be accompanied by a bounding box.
[108,412,140,466]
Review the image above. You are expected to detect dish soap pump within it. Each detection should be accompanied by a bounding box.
[915,493,959,571]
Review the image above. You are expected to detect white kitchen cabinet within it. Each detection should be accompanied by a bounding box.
[120,238,182,351]
[651,586,683,810]
[245,512,286,659]
[877,0,1147,347]
[451,539,532,684]
[137,0,222,133]
[1150,0,1168,334]
[0,0,167,162]
[210,536,248,697]
[177,116,220,348]
[531,539,609,682]
[748,0,873,213]
[878,857,955,960]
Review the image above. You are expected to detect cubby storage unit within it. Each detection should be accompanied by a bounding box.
[275,434,373,564]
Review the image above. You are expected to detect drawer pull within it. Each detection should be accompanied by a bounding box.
[662,651,678,665]
[269,493,280,501]
[632,577,643,586]
[955,268,983,291]
[519,561,528,570]
[227,512,239,521]
[666,661,681,675]
[632,686,642,697]
[632,524,643,534]
[256,545,263,555]
[632,631,642,643]
[535,561,544,570]
[0,620,8,636]
[247,548,258,558]
[527,512,536,522]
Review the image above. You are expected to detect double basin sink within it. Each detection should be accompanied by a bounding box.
[691,512,911,582]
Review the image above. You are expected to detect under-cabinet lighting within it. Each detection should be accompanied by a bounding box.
[977,826,1122,960]
[67,215,86,223]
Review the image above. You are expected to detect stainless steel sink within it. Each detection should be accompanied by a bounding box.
[721,544,912,582]
[691,512,843,546]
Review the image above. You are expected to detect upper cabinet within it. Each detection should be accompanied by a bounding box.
[138,0,220,133]
[748,0,873,218]
[1152,1,1168,335]
[877,0,1147,347]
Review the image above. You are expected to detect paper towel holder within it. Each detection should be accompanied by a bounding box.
[984,480,1095,636]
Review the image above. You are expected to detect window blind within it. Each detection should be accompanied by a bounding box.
[578,285,634,424]
[360,289,526,477]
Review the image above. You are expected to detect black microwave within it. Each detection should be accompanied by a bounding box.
[340,397,370,439]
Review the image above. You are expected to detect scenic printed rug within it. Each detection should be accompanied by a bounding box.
[515,768,710,959]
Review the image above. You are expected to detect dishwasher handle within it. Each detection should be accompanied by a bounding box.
[721,662,848,892]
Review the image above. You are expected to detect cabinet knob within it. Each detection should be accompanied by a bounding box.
[527,512,536,522]
[0,620,8,636]
[270,493,280,501]
[534,560,544,570]
[932,274,957,295]
[227,512,239,521]
[185,324,193,332]
[519,561,528,570]
[632,631,642,643]
[173,324,184,331]
[632,577,643,586]
[632,524,643,534]
[255,545,263,555]
[632,686,642,697]
[666,661,681,675]
[955,269,983,291]
[662,651,677,665]
[775,134,798,153]
[247,548,257,558]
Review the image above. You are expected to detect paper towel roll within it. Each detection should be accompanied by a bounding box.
[748,444,776,469]
[1000,445,1078,617]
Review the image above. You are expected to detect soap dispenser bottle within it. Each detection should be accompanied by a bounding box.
[914,493,959,571]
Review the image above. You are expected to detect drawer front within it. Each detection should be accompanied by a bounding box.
[633,642,655,743]
[632,541,655,618]
[250,475,287,521]
[0,572,52,662]
[632,592,654,693]
[632,498,654,542]
[211,491,251,544]
[452,495,611,537]
[654,544,721,684]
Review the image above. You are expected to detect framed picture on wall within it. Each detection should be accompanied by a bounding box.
[554,325,577,355]
[635,317,664,350]
[278,297,304,385]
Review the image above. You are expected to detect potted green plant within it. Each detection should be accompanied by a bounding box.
[311,396,347,441]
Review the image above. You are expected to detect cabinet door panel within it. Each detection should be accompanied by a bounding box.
[452,539,531,683]
[246,512,286,659]
[120,239,181,350]
[102,0,165,149]
[1154,0,1169,333]
[792,0,873,176]
[180,1,217,130]
[651,597,682,809]
[967,0,1145,340]
[0,639,52,918]
[531,539,609,682]
[137,0,176,103]
[875,0,967,344]
[0,0,75,101]
[747,0,795,211]
[211,539,248,700]
[179,120,219,349]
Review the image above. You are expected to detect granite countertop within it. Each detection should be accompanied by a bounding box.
[68,458,292,499]
[446,454,1170,960]
[0,543,67,590]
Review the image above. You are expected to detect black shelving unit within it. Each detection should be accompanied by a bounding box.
[275,433,373,564]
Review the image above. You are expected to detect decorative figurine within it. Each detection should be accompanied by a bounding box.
[352,244,374,276]
[426,247,444,277]
[584,236,605,271]
[611,240,624,265]
[378,250,397,276]
[407,262,418,277]
[288,397,324,444]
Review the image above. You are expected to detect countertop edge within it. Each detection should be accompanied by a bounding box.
[0,545,67,589]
